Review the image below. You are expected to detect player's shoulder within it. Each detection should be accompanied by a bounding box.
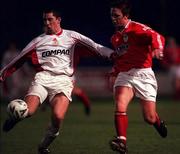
[23,33,51,51]
[63,29,83,39]
[63,29,81,36]
[130,20,152,31]
[31,33,47,43]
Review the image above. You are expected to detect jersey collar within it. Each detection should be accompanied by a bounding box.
[117,19,131,33]
[125,19,131,29]
[56,29,63,36]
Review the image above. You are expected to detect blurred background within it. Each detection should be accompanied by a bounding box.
[0,0,180,100]
[1,1,180,153]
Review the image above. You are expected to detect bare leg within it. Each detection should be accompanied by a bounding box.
[140,100,167,138]
[110,86,134,153]
[38,93,69,152]
[73,86,91,115]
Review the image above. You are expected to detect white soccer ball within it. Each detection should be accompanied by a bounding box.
[7,99,29,119]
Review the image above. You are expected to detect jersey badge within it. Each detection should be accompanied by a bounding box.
[52,38,59,46]
[123,34,128,42]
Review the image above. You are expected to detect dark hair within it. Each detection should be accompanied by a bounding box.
[109,0,131,16]
[43,8,61,18]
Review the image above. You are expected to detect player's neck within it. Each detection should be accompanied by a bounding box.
[116,26,125,32]
[116,19,130,32]
[55,27,62,35]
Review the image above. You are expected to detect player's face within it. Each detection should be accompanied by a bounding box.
[111,8,128,28]
[43,12,61,34]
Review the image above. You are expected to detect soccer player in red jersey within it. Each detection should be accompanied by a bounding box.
[108,0,167,153]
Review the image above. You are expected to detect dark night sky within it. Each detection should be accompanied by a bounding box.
[1,0,180,62]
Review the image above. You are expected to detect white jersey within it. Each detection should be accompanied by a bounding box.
[0,29,114,79]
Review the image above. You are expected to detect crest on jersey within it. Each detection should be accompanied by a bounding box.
[123,34,128,42]
[52,38,59,45]
[114,37,120,43]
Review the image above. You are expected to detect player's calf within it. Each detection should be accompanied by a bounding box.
[38,125,59,153]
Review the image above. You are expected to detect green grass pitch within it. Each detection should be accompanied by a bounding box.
[1,98,180,154]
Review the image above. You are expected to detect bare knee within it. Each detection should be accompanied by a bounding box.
[53,112,65,121]
[115,100,129,113]
[144,114,156,124]
[27,107,37,116]
[141,100,157,124]
[50,94,70,127]
[51,112,64,129]
[27,102,40,116]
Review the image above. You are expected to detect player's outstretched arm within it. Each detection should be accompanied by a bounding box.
[72,31,115,58]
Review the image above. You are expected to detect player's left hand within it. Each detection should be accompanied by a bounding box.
[152,49,163,60]
[110,52,119,60]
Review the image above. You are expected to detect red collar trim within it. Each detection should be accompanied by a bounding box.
[56,29,63,36]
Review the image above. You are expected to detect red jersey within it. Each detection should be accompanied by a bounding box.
[111,20,165,73]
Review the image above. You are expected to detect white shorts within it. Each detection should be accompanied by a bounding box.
[26,71,74,103]
[114,68,158,102]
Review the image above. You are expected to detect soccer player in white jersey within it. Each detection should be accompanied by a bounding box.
[0,8,115,154]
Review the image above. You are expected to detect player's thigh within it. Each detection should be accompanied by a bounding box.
[50,93,70,119]
[114,86,134,112]
[140,100,157,123]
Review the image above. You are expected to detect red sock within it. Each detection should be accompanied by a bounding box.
[76,91,91,108]
[115,112,128,143]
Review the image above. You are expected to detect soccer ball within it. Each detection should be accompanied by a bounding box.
[7,99,29,119]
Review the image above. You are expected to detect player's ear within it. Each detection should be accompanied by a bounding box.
[123,15,129,20]
[57,17,61,23]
